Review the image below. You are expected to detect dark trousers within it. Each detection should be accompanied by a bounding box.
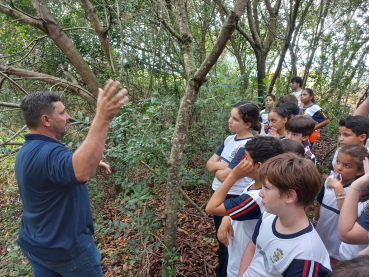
[212,192,239,277]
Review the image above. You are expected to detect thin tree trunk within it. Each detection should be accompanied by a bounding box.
[161,0,247,274]
[268,0,301,94]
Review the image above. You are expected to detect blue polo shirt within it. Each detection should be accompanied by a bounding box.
[14,134,94,262]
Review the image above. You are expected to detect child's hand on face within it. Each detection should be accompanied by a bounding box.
[268,127,280,139]
[231,158,254,179]
[327,173,342,190]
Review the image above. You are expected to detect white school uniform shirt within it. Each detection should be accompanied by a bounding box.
[212,135,254,195]
[260,109,269,125]
[223,181,264,277]
[316,178,368,260]
[243,212,331,277]
[292,90,303,106]
[339,201,369,260]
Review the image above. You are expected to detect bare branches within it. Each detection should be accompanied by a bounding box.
[0,125,27,147]
[0,71,29,95]
[0,65,97,106]
[0,146,22,159]
[159,18,182,42]
[0,101,20,108]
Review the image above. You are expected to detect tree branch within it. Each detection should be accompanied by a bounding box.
[0,65,97,106]
[0,101,20,108]
[159,18,183,42]
[0,125,27,147]
[0,146,22,159]
[0,71,29,94]
[0,108,20,112]
[0,3,46,32]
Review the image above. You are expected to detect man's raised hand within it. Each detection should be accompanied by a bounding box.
[96,79,129,122]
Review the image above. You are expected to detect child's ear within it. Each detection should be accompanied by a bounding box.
[245,121,252,128]
[358,134,367,142]
[255,162,263,169]
[283,117,288,124]
[302,135,309,142]
[285,189,298,204]
[357,168,365,177]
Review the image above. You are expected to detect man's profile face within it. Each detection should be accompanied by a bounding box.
[291,81,300,91]
[49,101,70,140]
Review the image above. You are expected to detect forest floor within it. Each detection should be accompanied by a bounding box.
[0,134,337,277]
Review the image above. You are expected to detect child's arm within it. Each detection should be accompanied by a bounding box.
[338,158,369,244]
[314,119,330,130]
[237,240,256,277]
[215,147,246,182]
[206,154,228,173]
[354,96,369,117]
[326,177,345,211]
[206,159,254,216]
[217,216,233,246]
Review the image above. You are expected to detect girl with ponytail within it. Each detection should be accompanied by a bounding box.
[206,101,260,276]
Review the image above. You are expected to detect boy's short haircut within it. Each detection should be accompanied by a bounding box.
[285,115,316,137]
[244,136,285,164]
[280,102,299,116]
[282,94,298,104]
[330,255,369,277]
[291,76,303,87]
[281,139,305,157]
[266,94,276,102]
[339,116,369,139]
[258,153,321,206]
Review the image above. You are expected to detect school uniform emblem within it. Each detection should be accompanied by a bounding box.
[270,248,284,264]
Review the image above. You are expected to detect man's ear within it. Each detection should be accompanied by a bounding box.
[40,114,51,127]
[302,135,309,142]
[285,189,298,204]
[358,134,367,143]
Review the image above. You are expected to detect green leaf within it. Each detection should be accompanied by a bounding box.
[262,77,269,84]
[77,111,82,120]
[85,117,89,124]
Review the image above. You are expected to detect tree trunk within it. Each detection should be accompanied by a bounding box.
[256,53,266,99]
[161,0,247,274]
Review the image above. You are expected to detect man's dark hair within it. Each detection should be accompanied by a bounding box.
[280,102,299,117]
[244,136,285,164]
[266,94,276,101]
[339,116,369,139]
[291,76,303,88]
[20,91,61,129]
[285,115,316,137]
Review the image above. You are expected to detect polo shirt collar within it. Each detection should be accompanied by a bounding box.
[25,134,62,144]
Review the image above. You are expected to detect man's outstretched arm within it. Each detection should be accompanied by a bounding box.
[72,80,129,182]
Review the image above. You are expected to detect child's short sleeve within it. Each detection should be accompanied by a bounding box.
[252,216,263,244]
[215,140,225,156]
[282,259,331,277]
[312,109,328,123]
[228,147,245,169]
[357,210,369,231]
[224,194,262,221]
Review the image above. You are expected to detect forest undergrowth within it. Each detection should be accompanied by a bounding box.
[0,132,337,277]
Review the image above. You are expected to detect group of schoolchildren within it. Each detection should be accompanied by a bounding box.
[205,76,369,277]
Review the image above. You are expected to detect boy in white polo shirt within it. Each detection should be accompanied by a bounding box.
[239,153,331,277]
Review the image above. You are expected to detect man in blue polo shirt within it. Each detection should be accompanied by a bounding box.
[14,80,129,277]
